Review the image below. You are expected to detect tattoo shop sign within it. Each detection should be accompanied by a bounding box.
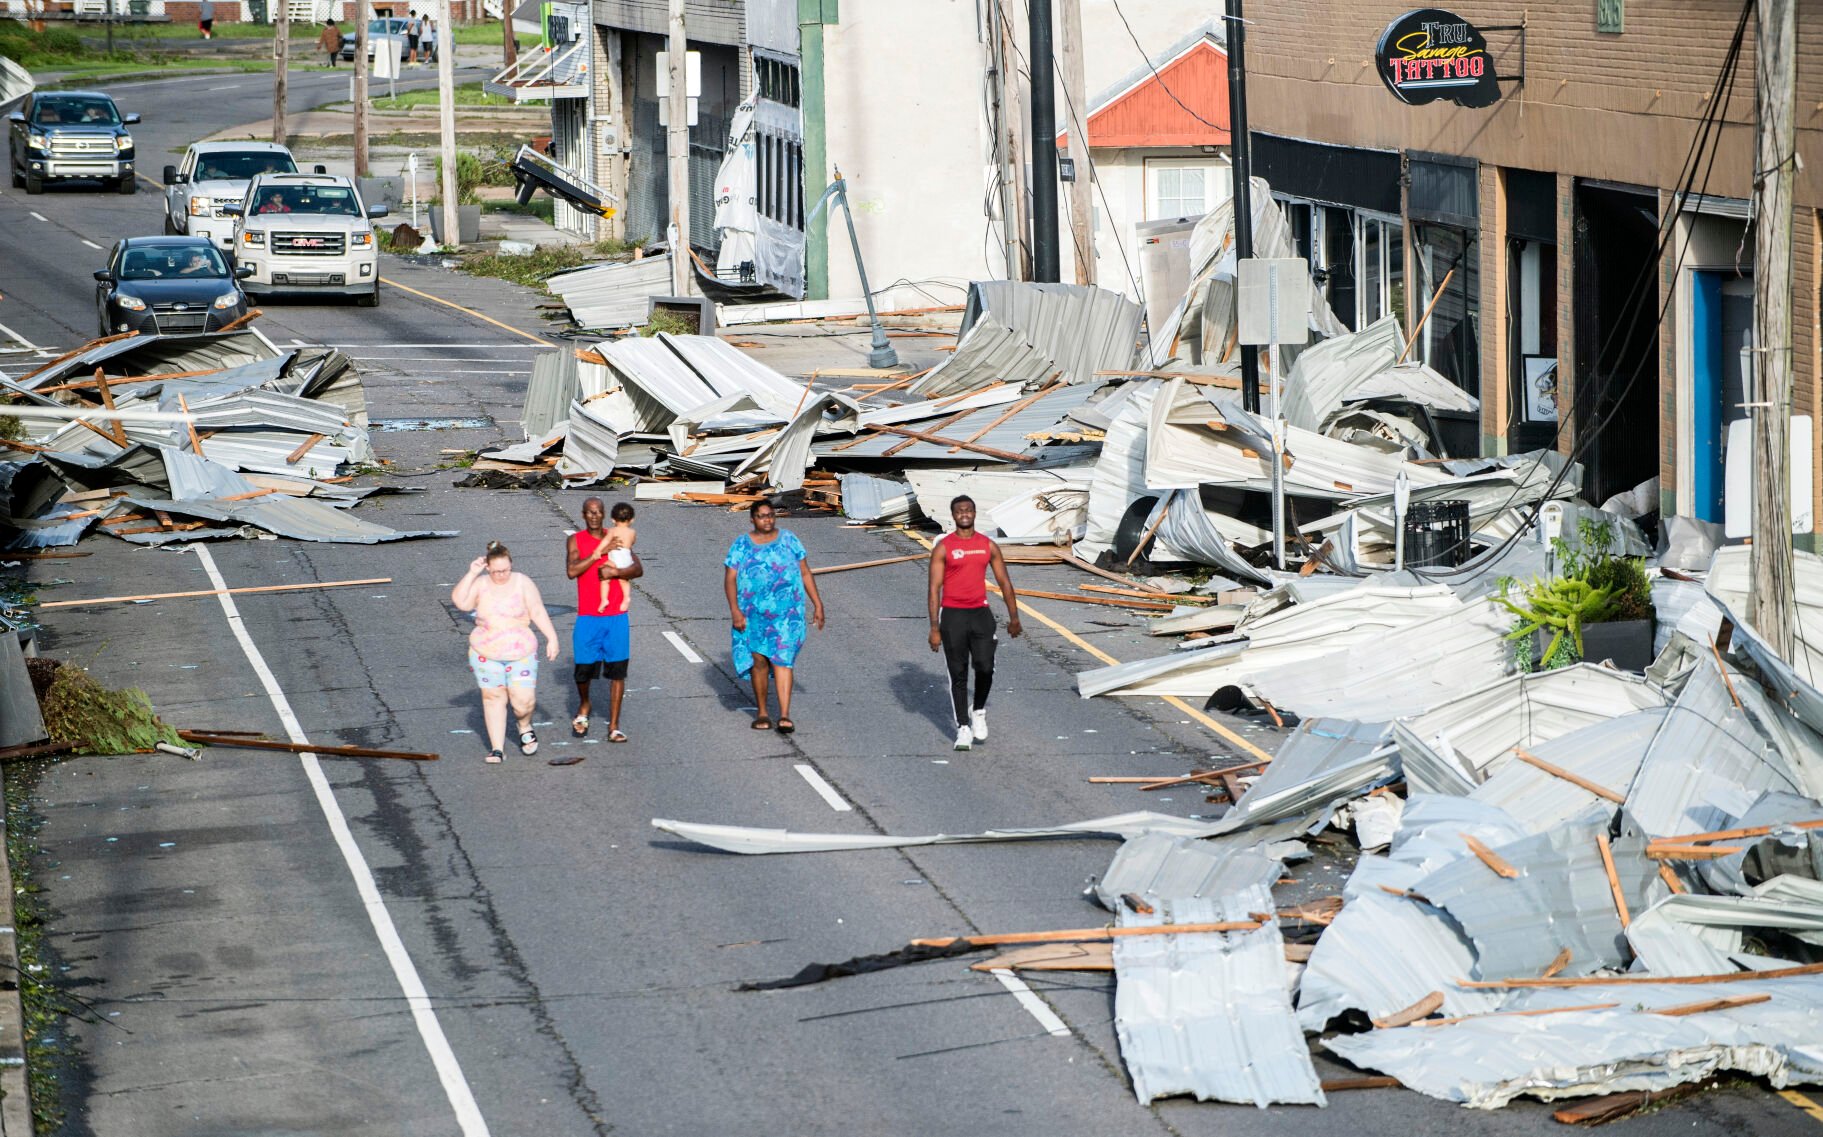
[1375,9,1502,108]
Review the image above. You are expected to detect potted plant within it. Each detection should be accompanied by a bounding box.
[1496,518,1656,671]
[429,152,484,245]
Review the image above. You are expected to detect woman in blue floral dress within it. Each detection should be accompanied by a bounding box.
[723,499,826,734]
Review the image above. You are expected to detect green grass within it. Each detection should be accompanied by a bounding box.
[457,243,590,289]
[45,56,292,84]
[370,82,513,110]
[450,22,537,46]
[483,197,554,222]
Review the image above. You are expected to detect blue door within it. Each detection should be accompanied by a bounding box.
[1691,271,1724,522]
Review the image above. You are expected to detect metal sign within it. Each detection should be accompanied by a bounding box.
[1236,258,1310,346]
[1374,9,1502,108]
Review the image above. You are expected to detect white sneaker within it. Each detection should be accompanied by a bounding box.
[953,724,973,751]
[969,708,988,742]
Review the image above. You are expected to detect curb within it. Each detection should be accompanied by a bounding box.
[0,802,31,1136]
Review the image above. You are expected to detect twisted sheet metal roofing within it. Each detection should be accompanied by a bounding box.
[557,399,619,484]
[19,330,279,391]
[601,336,720,422]
[1627,880,1823,978]
[1296,888,1501,1031]
[545,253,674,329]
[1092,832,1283,909]
[1281,314,1404,432]
[1144,487,1273,585]
[961,281,1142,386]
[198,431,351,479]
[1393,666,1669,797]
[660,334,807,420]
[1114,890,1326,1107]
[1325,976,1823,1108]
[1415,815,1663,980]
[650,810,1223,855]
[822,382,1098,463]
[837,473,913,522]
[907,316,1060,399]
[1467,708,1668,834]
[522,349,580,440]
[120,493,456,544]
[1213,718,1396,833]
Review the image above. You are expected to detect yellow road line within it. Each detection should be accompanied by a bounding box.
[379,276,555,346]
[1781,1090,1823,1125]
[894,529,1274,763]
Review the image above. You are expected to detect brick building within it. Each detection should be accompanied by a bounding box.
[1241,0,1822,545]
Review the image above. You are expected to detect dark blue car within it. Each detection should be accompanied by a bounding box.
[94,236,253,338]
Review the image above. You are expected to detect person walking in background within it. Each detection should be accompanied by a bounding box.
[724,500,825,734]
[319,18,344,67]
[405,9,422,66]
[563,498,643,755]
[197,0,214,38]
[423,14,438,64]
[452,541,561,764]
[928,495,1021,751]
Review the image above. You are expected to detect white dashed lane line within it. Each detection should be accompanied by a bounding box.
[794,765,853,812]
[81,239,102,249]
[28,212,46,222]
[662,630,703,664]
[990,970,1072,1037]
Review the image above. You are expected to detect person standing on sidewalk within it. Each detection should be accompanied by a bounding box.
[405,10,422,66]
[319,19,344,67]
[197,0,214,39]
[563,497,643,756]
[928,495,1021,751]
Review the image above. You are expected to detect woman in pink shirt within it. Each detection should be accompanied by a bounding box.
[452,541,560,763]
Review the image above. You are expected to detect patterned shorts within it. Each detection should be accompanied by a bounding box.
[469,649,537,690]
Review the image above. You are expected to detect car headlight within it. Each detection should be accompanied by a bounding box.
[27,131,46,149]
[115,134,133,151]
[189,196,215,216]
[212,291,241,310]
[241,230,265,247]
[350,231,373,247]
[114,294,147,312]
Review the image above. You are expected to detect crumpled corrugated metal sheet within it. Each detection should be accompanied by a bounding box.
[1092,832,1284,910]
[198,431,351,479]
[601,336,723,426]
[1392,666,1669,797]
[158,445,259,500]
[961,280,1142,386]
[661,334,808,421]
[1114,890,1327,1108]
[1382,794,1535,882]
[650,810,1224,855]
[1141,488,1273,585]
[1467,708,1668,833]
[1296,888,1501,1032]
[1210,718,1396,835]
[1324,977,1823,1109]
[545,253,673,329]
[556,400,619,484]
[907,316,1060,399]
[828,383,1097,463]
[117,493,456,544]
[1414,813,1663,979]
[1281,315,1405,433]
[838,473,914,523]
[522,349,580,440]
[1694,790,1823,895]
[1077,379,1160,560]
[19,330,280,392]
[1707,545,1823,739]
[1627,878,1823,977]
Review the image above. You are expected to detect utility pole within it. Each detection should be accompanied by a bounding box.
[501,0,518,67]
[273,0,289,148]
[436,0,459,248]
[1028,0,1059,282]
[353,0,370,177]
[666,0,691,294]
[1750,0,1797,658]
[998,0,1031,281]
[986,2,1018,279]
[1057,0,1094,285]
[1224,0,1259,413]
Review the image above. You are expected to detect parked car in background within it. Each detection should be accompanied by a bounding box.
[93,236,252,338]
[226,173,388,306]
[340,18,413,63]
[6,90,140,195]
[164,141,322,252]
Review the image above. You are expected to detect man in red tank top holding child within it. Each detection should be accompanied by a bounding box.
[928,494,1021,751]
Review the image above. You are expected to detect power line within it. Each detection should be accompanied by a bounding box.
[1107,0,1226,134]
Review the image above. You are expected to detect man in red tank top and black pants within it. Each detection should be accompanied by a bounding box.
[928,494,1021,751]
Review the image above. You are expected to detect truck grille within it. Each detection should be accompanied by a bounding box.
[271,232,345,256]
[49,136,114,156]
[151,306,209,334]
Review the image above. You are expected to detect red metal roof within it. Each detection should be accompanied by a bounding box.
[1061,37,1230,150]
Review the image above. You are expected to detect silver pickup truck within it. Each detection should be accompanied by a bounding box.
[163,142,317,253]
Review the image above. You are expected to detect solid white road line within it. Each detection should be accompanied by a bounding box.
[81,239,102,249]
[191,544,490,1136]
[989,970,1072,1037]
[28,212,46,222]
[662,630,703,664]
[794,764,852,812]
[0,319,42,354]
[207,84,241,91]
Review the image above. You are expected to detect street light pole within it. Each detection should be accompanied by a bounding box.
[1224,0,1260,414]
[1028,0,1059,283]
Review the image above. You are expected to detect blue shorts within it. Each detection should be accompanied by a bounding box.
[574,614,630,665]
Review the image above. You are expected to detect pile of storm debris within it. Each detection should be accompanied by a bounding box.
[652,549,1823,1117]
[0,327,453,548]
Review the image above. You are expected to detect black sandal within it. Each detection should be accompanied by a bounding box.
[750,717,772,731]
[776,718,795,735]
[485,749,504,764]
[518,729,539,756]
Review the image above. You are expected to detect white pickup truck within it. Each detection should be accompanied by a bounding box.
[163,142,316,253]
[226,173,390,307]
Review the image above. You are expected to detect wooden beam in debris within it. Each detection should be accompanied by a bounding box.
[14,330,139,383]
[1370,991,1443,1029]
[857,424,1035,463]
[33,367,225,394]
[1461,961,1823,988]
[1647,816,1823,849]
[41,577,392,609]
[1596,832,1632,928]
[1416,1002,1622,1027]
[811,553,927,575]
[1061,555,1169,592]
[1013,587,1174,611]
[1551,1081,1718,1127]
[177,731,437,760]
[1096,369,1243,389]
[216,307,263,332]
[178,393,205,454]
[948,382,1060,453]
[1079,584,1211,604]
[1512,747,1626,803]
[0,741,76,762]
[1460,832,1520,879]
[285,433,327,464]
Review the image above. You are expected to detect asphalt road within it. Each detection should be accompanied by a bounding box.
[0,72,1814,1137]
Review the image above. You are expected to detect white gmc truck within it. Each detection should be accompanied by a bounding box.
[226,173,389,307]
[163,141,313,252]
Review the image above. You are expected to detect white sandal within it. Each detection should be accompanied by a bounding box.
[572,715,589,737]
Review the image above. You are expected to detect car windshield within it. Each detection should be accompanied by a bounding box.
[369,18,405,34]
[195,152,298,182]
[118,246,230,282]
[32,97,120,126]
[251,184,362,216]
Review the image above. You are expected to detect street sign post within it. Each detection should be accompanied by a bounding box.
[1238,257,1312,569]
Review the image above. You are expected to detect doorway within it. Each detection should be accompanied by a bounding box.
[1573,184,1662,507]
[1690,270,1753,522]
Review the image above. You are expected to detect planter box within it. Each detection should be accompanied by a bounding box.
[1533,616,1656,672]
[428,204,480,246]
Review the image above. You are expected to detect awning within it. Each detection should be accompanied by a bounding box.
[509,144,615,218]
[484,39,588,102]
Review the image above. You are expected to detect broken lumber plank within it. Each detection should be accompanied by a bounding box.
[1298,539,1334,577]
[1460,960,1823,988]
[178,393,204,454]
[1551,1083,1714,1127]
[1417,1002,1622,1028]
[14,330,138,382]
[1012,587,1174,612]
[1646,844,1745,860]
[1513,747,1627,803]
[884,404,979,458]
[214,489,278,503]
[0,740,76,762]
[177,732,437,760]
[1541,947,1573,978]
[948,382,1060,452]
[1658,863,1687,894]
[912,921,1261,948]
[856,424,1035,463]
[1461,833,1520,879]
[1596,832,1632,928]
[1125,498,1171,567]
[33,366,224,394]
[970,942,1113,972]
[1320,1077,1401,1092]
[1650,993,1771,1017]
[811,553,927,575]
[1371,991,1444,1029]
[285,433,327,464]
[1061,555,1168,592]
[1123,761,1274,790]
[1079,583,1213,605]
[111,522,208,536]
[1646,816,1823,847]
[40,577,392,609]
[216,307,262,332]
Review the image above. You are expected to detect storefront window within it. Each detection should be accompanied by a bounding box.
[1414,223,1479,396]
